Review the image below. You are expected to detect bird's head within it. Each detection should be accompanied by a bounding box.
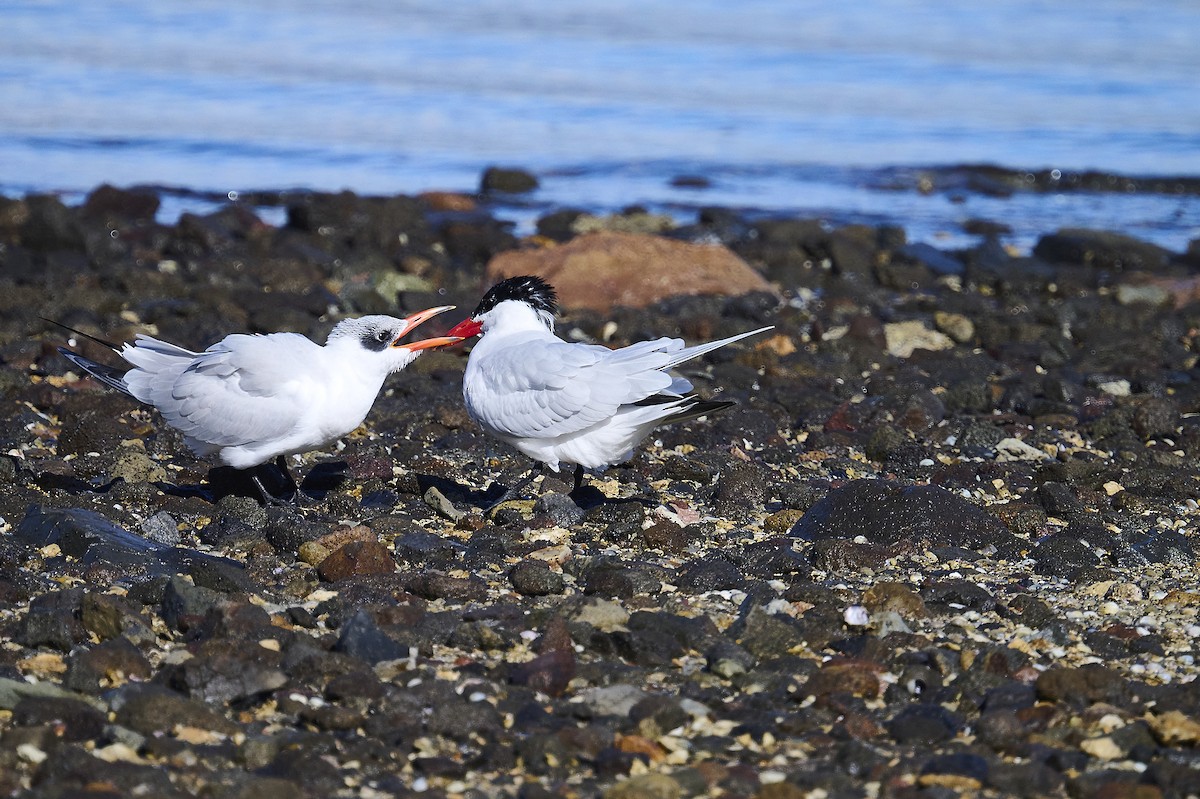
[327,306,461,372]
[445,275,559,339]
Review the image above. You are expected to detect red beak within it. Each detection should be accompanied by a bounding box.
[391,305,463,351]
[445,317,484,339]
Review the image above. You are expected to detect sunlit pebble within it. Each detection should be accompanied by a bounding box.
[844,605,870,627]
[520,630,539,642]
[1187,625,1200,638]
[919,458,934,467]
[17,744,47,764]
[469,692,488,703]
[763,598,792,616]
[412,777,428,792]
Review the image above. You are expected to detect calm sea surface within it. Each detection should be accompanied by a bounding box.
[2,0,1198,252]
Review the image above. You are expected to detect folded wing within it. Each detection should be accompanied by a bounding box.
[123,333,313,450]
[469,327,770,440]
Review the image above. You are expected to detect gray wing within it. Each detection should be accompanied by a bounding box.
[123,333,313,449]
[469,336,686,439]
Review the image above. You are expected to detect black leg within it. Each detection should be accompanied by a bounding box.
[572,465,585,492]
[485,461,545,510]
[251,470,292,506]
[273,455,296,491]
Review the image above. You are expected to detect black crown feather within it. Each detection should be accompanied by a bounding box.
[473,275,559,319]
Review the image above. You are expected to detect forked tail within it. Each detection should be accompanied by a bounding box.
[42,318,133,396]
[57,347,132,396]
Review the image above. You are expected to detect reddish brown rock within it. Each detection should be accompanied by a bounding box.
[317,540,396,582]
[486,231,775,312]
[315,524,377,552]
[419,191,477,212]
[509,647,575,697]
[862,581,929,620]
[803,659,884,699]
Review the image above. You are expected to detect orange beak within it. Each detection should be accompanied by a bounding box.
[391,305,464,351]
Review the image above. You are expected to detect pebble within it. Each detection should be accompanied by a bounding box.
[509,559,565,596]
[883,320,955,357]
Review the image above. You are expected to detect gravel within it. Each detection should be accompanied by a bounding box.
[1,177,1199,798]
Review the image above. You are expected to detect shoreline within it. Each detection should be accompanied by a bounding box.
[6,159,1199,258]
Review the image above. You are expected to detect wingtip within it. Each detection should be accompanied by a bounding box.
[56,346,131,395]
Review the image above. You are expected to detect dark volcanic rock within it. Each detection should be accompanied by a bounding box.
[1031,528,1109,580]
[111,683,241,736]
[480,166,540,194]
[335,609,410,664]
[713,461,768,515]
[509,559,565,596]
[82,184,161,225]
[394,528,467,568]
[161,575,224,632]
[64,636,153,693]
[21,194,86,253]
[1035,663,1136,710]
[15,505,247,586]
[1033,228,1171,271]
[887,703,962,744]
[676,556,744,592]
[12,695,107,742]
[581,558,668,599]
[790,480,1021,556]
[164,636,288,704]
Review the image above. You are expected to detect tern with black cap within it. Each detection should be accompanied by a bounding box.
[445,275,772,500]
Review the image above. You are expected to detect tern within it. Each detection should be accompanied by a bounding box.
[52,308,461,502]
[445,275,772,499]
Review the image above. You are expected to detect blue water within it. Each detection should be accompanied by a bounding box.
[2,0,1198,253]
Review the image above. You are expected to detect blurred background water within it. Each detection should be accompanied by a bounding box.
[2,0,1198,252]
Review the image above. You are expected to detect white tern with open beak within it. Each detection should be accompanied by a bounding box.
[445,275,772,494]
[54,307,461,500]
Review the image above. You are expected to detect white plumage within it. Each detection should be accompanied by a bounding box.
[447,275,772,482]
[55,308,460,496]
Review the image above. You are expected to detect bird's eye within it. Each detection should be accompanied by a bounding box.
[376,330,390,342]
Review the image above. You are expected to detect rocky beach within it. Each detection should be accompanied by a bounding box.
[1,170,1200,798]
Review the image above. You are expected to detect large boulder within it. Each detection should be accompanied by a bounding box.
[486,231,775,311]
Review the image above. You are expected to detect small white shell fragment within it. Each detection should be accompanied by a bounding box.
[844,605,870,627]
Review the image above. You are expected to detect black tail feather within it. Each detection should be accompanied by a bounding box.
[57,347,131,396]
[661,397,736,426]
[41,317,122,352]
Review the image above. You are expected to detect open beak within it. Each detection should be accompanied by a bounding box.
[391,305,463,351]
[444,317,484,340]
